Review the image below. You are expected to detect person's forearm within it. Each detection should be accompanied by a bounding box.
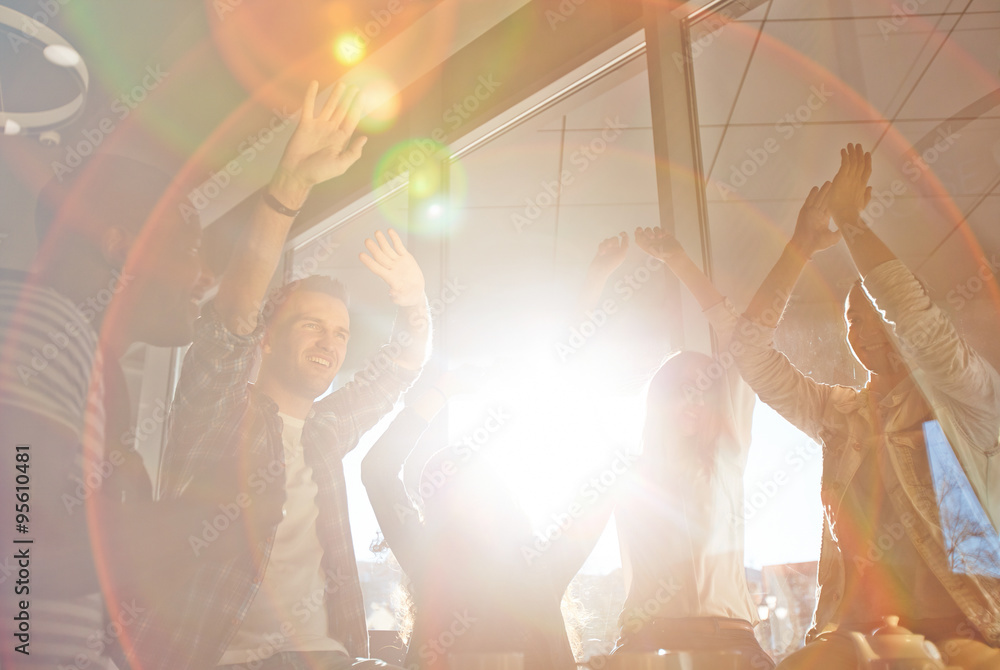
[743,242,808,327]
[664,252,724,312]
[215,171,311,335]
[392,299,431,370]
[838,216,897,278]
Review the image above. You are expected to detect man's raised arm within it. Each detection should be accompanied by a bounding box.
[215,81,367,335]
[359,229,431,371]
[732,184,844,441]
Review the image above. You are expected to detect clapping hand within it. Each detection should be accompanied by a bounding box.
[828,143,873,230]
[359,229,427,307]
[790,182,841,258]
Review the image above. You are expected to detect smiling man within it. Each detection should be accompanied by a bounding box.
[111,81,430,670]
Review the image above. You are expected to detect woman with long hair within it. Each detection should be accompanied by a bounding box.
[612,227,774,670]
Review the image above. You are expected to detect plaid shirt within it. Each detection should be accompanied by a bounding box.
[111,303,419,669]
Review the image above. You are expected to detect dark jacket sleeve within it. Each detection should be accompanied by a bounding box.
[361,407,429,574]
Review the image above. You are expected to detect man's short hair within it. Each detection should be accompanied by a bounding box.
[261,275,350,327]
[35,154,183,245]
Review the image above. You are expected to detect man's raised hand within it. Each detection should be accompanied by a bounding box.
[828,143,873,230]
[790,182,841,259]
[359,229,427,307]
[275,81,368,195]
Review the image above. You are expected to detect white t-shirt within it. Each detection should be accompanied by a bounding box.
[219,413,348,665]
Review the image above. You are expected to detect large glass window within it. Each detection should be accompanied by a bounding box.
[279,0,1000,657]
[289,35,667,646]
[689,0,1000,657]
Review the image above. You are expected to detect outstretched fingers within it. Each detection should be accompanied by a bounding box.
[375,230,400,259]
[386,228,408,256]
[804,185,820,208]
[302,80,319,122]
[364,236,393,267]
[341,92,366,138]
[815,181,833,208]
[318,82,349,123]
[359,251,391,280]
[328,85,360,128]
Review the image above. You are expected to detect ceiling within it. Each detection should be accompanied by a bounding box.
[2,0,998,375]
[0,0,538,267]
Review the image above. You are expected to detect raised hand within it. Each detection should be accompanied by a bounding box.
[589,232,629,279]
[276,81,368,193]
[634,226,685,263]
[790,182,841,259]
[359,229,426,307]
[828,142,873,229]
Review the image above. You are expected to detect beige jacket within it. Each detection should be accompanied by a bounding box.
[732,259,1000,644]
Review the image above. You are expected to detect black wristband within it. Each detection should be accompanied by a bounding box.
[262,191,302,217]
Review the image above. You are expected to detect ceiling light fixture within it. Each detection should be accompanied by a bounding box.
[0,5,89,136]
[43,44,82,68]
